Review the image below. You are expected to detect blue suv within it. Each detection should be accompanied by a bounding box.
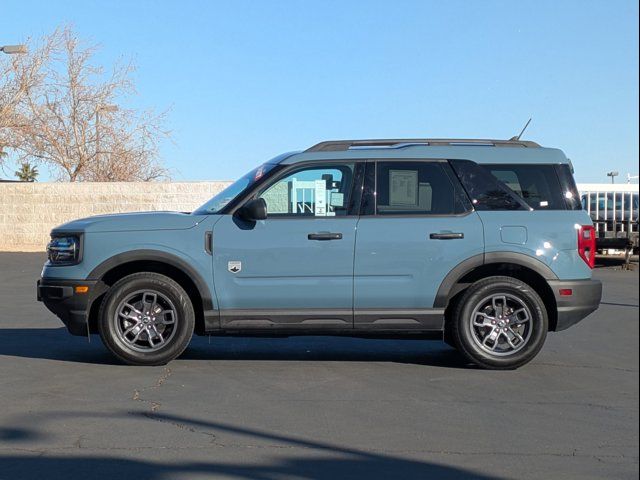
[38,138,602,368]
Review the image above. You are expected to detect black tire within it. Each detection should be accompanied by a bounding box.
[450,276,548,370]
[98,272,195,366]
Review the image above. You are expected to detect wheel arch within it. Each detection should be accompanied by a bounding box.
[438,253,559,334]
[86,250,215,335]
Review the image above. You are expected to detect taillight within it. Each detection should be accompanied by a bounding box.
[578,225,596,268]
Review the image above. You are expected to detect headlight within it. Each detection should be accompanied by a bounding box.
[47,235,81,265]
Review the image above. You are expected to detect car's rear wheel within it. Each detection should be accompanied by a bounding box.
[450,276,548,369]
[98,272,194,366]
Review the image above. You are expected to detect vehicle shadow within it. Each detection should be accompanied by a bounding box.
[0,327,471,368]
[0,410,502,480]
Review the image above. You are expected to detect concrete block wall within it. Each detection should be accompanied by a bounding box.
[0,181,231,251]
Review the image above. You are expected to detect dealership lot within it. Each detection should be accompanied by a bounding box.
[0,253,638,480]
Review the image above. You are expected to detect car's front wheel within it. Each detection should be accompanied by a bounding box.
[98,272,195,366]
[450,276,548,369]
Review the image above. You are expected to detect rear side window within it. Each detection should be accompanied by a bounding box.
[375,161,470,215]
[449,160,529,211]
[484,164,567,210]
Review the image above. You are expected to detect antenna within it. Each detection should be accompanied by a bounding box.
[510,118,532,141]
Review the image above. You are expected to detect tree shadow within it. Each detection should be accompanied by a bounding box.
[0,327,471,368]
[0,455,503,480]
[0,410,503,480]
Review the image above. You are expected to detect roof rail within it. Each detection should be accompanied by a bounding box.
[305,138,541,152]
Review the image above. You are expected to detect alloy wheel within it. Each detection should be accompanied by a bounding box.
[113,290,178,352]
[469,293,533,356]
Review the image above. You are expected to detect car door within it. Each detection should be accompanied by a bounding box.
[353,160,484,330]
[212,161,363,330]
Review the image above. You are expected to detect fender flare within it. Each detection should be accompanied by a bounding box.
[434,252,559,308]
[87,249,214,311]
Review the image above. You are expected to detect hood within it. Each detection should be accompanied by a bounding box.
[52,211,209,234]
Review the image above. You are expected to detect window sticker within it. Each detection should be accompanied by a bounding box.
[389,170,418,206]
[314,179,327,216]
[329,192,344,208]
[418,182,433,211]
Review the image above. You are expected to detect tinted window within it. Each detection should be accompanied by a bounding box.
[555,164,582,210]
[485,164,566,210]
[449,160,528,211]
[375,161,469,215]
[259,164,355,217]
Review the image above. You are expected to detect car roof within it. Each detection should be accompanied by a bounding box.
[274,139,569,166]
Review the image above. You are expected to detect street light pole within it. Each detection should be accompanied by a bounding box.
[0,43,28,132]
[0,44,28,55]
[0,43,28,181]
[607,171,619,184]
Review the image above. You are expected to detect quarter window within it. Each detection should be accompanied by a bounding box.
[555,164,582,210]
[259,164,355,217]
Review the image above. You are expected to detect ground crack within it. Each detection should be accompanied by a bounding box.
[131,367,172,412]
[134,411,217,443]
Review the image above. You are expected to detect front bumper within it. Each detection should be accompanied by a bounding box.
[548,279,603,331]
[37,278,107,336]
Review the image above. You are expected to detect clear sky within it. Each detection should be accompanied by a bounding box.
[3,0,639,183]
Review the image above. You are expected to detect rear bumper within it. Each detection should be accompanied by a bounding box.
[37,278,106,336]
[548,279,603,331]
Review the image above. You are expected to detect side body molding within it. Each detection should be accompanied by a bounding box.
[434,252,559,308]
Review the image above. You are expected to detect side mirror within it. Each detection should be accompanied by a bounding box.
[238,198,267,221]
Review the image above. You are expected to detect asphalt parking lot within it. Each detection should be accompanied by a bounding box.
[0,253,638,480]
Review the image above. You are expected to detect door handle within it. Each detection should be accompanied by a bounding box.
[204,231,213,255]
[429,232,464,240]
[308,232,343,241]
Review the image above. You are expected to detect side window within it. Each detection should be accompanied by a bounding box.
[449,160,529,211]
[555,164,582,210]
[491,170,523,196]
[485,164,566,210]
[259,164,355,217]
[375,161,469,215]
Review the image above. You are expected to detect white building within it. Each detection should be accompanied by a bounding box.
[577,183,639,251]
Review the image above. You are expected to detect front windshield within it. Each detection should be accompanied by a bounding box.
[193,163,277,214]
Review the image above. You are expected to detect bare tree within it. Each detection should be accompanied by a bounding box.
[0,37,52,154]
[1,27,169,181]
